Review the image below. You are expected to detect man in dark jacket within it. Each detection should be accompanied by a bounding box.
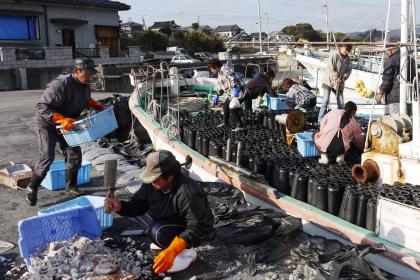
[376,48,415,114]
[26,59,104,206]
[104,150,214,274]
[244,69,277,110]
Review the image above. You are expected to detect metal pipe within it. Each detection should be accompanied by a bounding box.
[209,156,264,179]
[410,0,420,145]
[400,0,409,114]
[236,142,242,165]
[42,5,50,46]
[226,138,232,162]
[229,41,412,47]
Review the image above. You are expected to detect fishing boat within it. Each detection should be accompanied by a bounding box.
[127,2,420,278]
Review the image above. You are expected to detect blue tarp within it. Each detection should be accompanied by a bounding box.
[0,15,37,40]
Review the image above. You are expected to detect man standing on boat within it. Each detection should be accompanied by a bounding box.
[26,59,104,206]
[318,41,353,122]
[208,58,245,131]
[104,150,214,274]
[375,47,415,115]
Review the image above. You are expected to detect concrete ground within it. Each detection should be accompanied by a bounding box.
[0,90,132,279]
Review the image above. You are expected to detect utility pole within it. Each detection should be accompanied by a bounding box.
[265,13,269,51]
[257,0,263,54]
[197,16,200,26]
[180,12,184,27]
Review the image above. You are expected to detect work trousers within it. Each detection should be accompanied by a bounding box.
[318,85,344,122]
[223,98,243,128]
[386,103,400,115]
[34,123,82,179]
[131,213,186,249]
[243,90,263,111]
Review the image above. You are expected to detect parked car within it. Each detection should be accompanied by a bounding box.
[143,51,156,60]
[171,54,200,64]
[193,52,217,61]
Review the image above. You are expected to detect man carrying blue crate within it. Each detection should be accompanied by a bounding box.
[26,58,105,206]
[104,150,214,274]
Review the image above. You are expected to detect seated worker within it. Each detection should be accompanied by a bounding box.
[314,101,364,165]
[244,69,277,111]
[104,150,214,274]
[282,78,316,111]
[208,58,244,131]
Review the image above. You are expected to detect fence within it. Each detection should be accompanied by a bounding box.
[15,48,45,60]
[73,48,99,58]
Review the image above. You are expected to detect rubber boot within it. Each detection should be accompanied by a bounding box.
[26,174,43,206]
[318,153,329,165]
[65,169,81,196]
[336,154,346,166]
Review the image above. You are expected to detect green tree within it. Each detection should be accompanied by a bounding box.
[282,23,322,41]
[159,26,172,37]
[191,22,200,31]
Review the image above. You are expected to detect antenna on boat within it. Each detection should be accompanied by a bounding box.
[324,0,330,50]
[400,0,409,114]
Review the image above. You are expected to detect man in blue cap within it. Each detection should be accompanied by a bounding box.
[26,58,104,206]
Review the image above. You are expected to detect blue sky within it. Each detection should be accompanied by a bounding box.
[119,0,418,33]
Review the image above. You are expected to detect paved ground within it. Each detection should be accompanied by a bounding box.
[0,90,131,279]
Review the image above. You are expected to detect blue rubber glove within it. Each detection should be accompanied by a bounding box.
[213,95,219,105]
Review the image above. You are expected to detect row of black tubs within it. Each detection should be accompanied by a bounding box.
[178,110,413,233]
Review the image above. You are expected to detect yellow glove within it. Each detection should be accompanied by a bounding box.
[153,236,187,273]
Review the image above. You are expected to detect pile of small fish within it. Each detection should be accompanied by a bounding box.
[19,236,154,280]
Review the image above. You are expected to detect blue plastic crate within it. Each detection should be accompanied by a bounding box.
[60,106,118,147]
[19,206,101,266]
[38,195,113,230]
[41,160,91,191]
[296,132,320,157]
[268,94,289,110]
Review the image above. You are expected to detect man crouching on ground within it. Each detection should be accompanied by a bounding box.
[104,150,214,274]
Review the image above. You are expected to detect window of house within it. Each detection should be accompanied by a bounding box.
[0,15,39,40]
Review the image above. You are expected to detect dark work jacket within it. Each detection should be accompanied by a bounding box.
[118,172,214,247]
[35,74,91,127]
[246,75,276,98]
[379,52,415,105]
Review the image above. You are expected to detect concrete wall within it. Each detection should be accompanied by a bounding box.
[0,1,119,48]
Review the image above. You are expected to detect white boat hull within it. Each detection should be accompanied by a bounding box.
[129,93,420,279]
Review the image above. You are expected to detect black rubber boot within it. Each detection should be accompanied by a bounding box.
[65,169,81,196]
[26,174,43,206]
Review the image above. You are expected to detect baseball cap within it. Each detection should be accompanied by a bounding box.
[74,58,97,73]
[140,150,179,183]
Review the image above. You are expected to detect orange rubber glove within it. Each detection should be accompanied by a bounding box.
[153,236,187,274]
[52,112,76,131]
[88,98,105,110]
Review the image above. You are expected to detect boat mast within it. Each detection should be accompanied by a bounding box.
[400,0,409,114]
[324,0,329,50]
[257,0,263,54]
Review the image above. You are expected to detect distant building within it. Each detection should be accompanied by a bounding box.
[121,21,145,38]
[235,31,252,42]
[0,0,130,56]
[250,32,268,42]
[268,31,294,42]
[214,24,243,39]
[149,20,181,33]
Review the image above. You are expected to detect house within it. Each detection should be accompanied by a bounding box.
[235,31,252,42]
[0,0,130,57]
[268,31,295,42]
[121,21,145,38]
[214,24,243,39]
[250,32,268,41]
[199,25,214,34]
[148,20,181,33]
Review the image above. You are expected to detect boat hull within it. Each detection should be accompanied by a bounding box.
[129,93,420,278]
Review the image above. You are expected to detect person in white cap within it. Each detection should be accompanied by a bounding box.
[104,150,214,274]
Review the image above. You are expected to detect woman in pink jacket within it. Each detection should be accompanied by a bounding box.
[314,101,364,165]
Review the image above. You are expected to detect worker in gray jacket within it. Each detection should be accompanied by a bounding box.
[26,59,104,206]
[375,47,415,114]
[318,41,353,122]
